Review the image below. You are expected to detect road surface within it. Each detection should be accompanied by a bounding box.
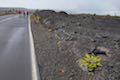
[0,15,35,80]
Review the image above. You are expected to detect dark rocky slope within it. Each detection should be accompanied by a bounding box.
[31,10,120,80]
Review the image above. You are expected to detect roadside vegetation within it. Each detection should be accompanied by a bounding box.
[96,14,120,20]
[30,14,41,23]
[0,9,15,16]
[78,53,102,72]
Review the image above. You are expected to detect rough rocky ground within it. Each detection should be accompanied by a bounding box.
[31,10,120,80]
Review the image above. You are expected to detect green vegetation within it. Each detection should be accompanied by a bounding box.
[30,14,41,23]
[96,15,120,20]
[78,54,102,72]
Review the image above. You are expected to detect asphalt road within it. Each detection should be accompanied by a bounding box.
[0,15,14,21]
[0,15,32,80]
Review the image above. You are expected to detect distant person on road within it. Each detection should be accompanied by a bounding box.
[18,11,21,17]
[18,11,20,15]
[23,11,26,16]
[26,11,29,16]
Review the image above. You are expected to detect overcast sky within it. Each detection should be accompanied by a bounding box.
[0,0,120,15]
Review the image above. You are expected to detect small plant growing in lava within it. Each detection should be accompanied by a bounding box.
[78,54,102,72]
[30,14,41,23]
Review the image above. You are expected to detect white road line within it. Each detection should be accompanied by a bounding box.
[28,16,39,80]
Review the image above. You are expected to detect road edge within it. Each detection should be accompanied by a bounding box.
[28,16,40,80]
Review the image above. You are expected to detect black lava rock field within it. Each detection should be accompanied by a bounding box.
[31,10,120,80]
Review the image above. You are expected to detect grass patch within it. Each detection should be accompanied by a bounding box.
[96,15,120,20]
[30,14,42,23]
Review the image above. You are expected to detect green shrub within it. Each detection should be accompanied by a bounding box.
[30,15,41,23]
[78,54,102,72]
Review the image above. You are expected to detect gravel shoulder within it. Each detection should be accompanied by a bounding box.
[31,22,82,80]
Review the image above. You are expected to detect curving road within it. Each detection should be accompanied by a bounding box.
[0,15,35,80]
